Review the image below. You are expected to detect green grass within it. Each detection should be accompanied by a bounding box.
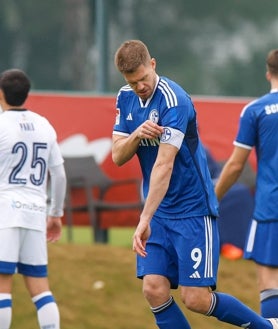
[60,225,134,247]
[10,226,260,329]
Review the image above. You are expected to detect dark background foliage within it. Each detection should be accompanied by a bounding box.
[0,0,277,96]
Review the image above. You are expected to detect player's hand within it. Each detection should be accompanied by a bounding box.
[47,216,62,242]
[137,120,164,140]
[132,219,151,257]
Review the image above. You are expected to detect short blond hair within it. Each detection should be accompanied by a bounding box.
[114,40,151,74]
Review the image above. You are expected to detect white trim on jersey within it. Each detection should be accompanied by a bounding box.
[246,219,257,252]
[233,141,253,150]
[204,216,213,278]
[240,99,258,117]
[121,84,132,92]
[158,79,178,108]
[112,131,130,137]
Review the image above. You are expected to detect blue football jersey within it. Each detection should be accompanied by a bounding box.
[113,76,219,219]
[235,90,278,221]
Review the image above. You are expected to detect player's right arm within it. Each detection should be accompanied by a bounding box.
[112,120,163,166]
[112,133,141,166]
[215,146,251,201]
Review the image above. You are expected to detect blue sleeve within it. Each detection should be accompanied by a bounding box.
[160,96,194,134]
[113,90,129,135]
[236,105,257,147]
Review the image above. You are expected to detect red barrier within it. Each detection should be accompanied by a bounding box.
[193,97,256,169]
[25,92,255,227]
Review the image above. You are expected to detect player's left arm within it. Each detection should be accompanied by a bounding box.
[47,163,66,242]
[133,142,178,256]
[143,142,178,219]
[215,145,251,201]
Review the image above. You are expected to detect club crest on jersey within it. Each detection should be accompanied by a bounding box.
[115,108,120,125]
[149,109,159,124]
[161,127,171,142]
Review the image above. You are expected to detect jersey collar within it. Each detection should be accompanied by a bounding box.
[7,108,28,111]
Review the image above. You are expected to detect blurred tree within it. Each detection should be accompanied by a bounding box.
[59,0,93,90]
[0,0,92,90]
[0,0,277,96]
[0,0,64,89]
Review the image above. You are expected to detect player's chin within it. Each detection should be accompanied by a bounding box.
[137,91,150,100]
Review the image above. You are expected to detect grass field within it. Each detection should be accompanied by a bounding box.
[11,226,260,329]
[60,226,135,247]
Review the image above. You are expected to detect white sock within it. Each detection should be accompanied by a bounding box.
[32,291,60,329]
[0,293,12,329]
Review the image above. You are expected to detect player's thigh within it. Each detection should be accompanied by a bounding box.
[137,218,179,288]
[0,228,20,274]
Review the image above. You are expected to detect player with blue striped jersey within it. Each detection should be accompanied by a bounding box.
[113,40,278,329]
[0,69,66,329]
[115,77,217,218]
[216,49,278,322]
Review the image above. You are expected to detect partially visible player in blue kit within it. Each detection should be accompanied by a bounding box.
[215,49,278,319]
[112,40,278,329]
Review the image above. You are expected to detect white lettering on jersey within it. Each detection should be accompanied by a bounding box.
[265,103,278,115]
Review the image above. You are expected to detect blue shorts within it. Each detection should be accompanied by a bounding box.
[137,215,219,289]
[244,219,278,266]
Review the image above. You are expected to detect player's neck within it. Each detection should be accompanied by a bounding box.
[2,104,23,112]
[270,77,278,92]
[271,86,278,93]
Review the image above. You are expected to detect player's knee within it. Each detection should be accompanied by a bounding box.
[142,277,169,305]
[181,293,200,312]
[181,290,211,314]
[143,282,162,299]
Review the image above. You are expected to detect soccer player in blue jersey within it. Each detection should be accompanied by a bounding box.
[0,69,66,329]
[112,40,278,329]
[215,49,278,320]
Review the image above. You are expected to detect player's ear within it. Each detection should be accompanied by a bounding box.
[0,89,6,106]
[266,70,271,82]
[151,58,156,70]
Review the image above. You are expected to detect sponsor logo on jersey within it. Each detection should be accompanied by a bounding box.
[11,200,46,213]
[115,108,120,125]
[19,122,35,131]
[126,113,133,120]
[189,271,201,278]
[139,137,160,147]
[149,109,159,123]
